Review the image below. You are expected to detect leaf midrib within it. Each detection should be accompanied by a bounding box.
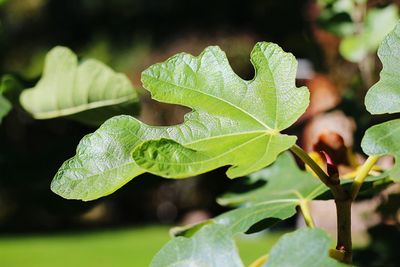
[139,133,269,168]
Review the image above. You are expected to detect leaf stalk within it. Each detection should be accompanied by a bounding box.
[299,199,315,228]
[351,155,380,201]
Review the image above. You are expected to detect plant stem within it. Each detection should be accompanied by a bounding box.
[299,199,315,228]
[335,198,352,264]
[291,144,353,263]
[351,155,379,201]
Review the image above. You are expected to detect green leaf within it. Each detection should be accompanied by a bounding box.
[362,120,400,181]
[172,152,390,238]
[52,42,310,200]
[365,21,400,114]
[217,152,326,207]
[152,226,348,267]
[171,153,327,237]
[132,42,308,178]
[362,22,400,181]
[150,224,244,267]
[340,5,398,63]
[262,228,349,267]
[20,46,138,125]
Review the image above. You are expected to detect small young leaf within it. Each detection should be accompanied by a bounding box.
[133,42,308,178]
[362,120,400,181]
[262,228,349,267]
[20,46,138,124]
[150,224,244,267]
[52,42,309,200]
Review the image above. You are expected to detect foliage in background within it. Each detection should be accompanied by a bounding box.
[20,46,139,126]
[317,1,399,63]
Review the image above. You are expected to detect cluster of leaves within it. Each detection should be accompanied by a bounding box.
[47,41,357,266]
[317,0,399,63]
[5,18,400,266]
[150,153,341,266]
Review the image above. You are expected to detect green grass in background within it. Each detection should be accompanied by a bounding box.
[0,226,284,267]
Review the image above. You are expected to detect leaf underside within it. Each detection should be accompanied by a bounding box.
[52,42,310,201]
[171,152,327,237]
[150,224,243,267]
[362,21,400,181]
[20,46,138,125]
[362,119,400,181]
[171,152,389,238]
[262,228,349,267]
[151,225,348,267]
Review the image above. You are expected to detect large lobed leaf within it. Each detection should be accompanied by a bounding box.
[362,21,400,181]
[152,153,376,266]
[20,46,138,125]
[151,226,348,267]
[171,152,389,238]
[52,42,310,200]
[171,152,327,237]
